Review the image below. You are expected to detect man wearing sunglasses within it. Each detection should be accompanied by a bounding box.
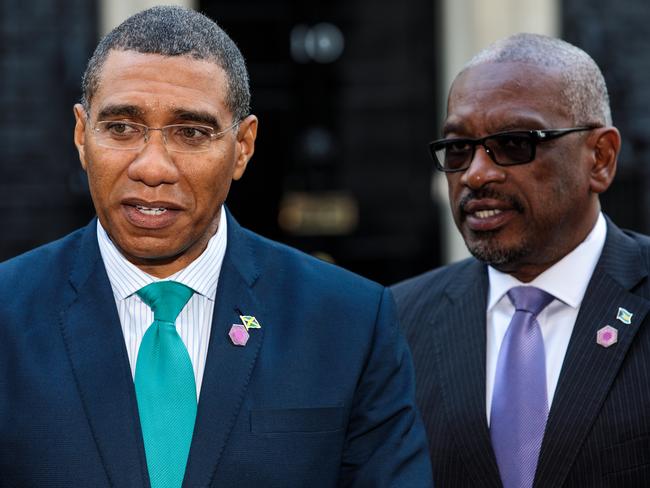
[393,33,650,487]
[0,6,432,487]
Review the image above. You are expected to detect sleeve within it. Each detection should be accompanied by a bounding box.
[338,288,434,487]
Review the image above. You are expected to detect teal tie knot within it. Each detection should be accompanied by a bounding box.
[135,280,196,488]
[137,281,194,324]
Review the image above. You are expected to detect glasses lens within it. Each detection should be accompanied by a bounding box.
[433,140,474,171]
[164,125,215,153]
[94,121,145,150]
[93,122,217,153]
[487,133,534,165]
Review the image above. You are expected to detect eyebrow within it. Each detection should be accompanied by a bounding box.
[97,104,144,120]
[172,110,222,129]
[95,105,224,129]
[441,122,465,137]
[441,121,484,138]
[492,122,546,133]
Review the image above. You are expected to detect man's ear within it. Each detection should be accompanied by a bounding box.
[73,103,89,171]
[232,114,258,181]
[589,126,620,194]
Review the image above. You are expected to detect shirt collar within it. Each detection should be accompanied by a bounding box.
[487,212,607,310]
[97,209,228,301]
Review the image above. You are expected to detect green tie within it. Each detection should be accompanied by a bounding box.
[135,281,196,488]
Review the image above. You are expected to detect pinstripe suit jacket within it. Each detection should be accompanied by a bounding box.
[391,219,650,487]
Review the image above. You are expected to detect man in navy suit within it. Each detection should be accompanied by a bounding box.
[393,33,650,487]
[0,6,431,487]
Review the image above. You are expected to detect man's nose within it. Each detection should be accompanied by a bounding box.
[459,145,506,189]
[126,130,180,187]
[143,127,168,145]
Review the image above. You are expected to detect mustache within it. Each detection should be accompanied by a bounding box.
[458,188,524,215]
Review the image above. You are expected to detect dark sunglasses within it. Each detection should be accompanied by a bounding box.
[428,126,597,172]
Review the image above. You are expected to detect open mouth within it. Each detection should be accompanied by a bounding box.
[461,201,516,232]
[121,200,181,230]
[135,205,167,216]
[473,209,502,219]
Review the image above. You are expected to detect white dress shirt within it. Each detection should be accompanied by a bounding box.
[485,212,607,424]
[97,209,227,400]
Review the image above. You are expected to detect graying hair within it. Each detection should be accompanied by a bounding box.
[463,33,612,126]
[81,5,250,122]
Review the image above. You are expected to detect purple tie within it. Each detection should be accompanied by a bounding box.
[490,286,554,488]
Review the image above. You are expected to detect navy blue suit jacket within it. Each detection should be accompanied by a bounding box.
[392,219,650,487]
[0,211,432,487]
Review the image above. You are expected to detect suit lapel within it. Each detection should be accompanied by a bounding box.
[434,261,502,487]
[59,221,148,487]
[535,221,650,487]
[183,212,265,488]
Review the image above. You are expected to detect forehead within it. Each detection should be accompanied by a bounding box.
[91,50,230,122]
[444,61,572,135]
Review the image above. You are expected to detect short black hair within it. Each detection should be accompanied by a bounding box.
[81,5,250,122]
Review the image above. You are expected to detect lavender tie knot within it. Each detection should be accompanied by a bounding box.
[491,286,555,488]
[508,286,554,316]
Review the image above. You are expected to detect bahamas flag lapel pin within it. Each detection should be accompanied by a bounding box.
[616,307,633,325]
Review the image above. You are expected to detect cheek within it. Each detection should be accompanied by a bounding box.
[543,161,588,208]
[521,173,576,230]
[445,175,460,203]
[86,160,122,201]
[83,149,132,212]
[83,159,109,199]
[445,176,464,220]
[187,158,237,208]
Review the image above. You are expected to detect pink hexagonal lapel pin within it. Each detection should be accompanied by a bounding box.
[229,323,250,346]
[596,325,618,348]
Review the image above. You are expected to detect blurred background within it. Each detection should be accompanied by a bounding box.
[1,0,648,285]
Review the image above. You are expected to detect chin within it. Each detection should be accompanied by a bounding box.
[115,236,182,261]
[136,243,186,261]
[466,237,531,268]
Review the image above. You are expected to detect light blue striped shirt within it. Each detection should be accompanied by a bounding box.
[96,210,227,400]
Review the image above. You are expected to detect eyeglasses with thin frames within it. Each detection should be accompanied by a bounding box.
[92,119,241,153]
[428,126,598,173]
